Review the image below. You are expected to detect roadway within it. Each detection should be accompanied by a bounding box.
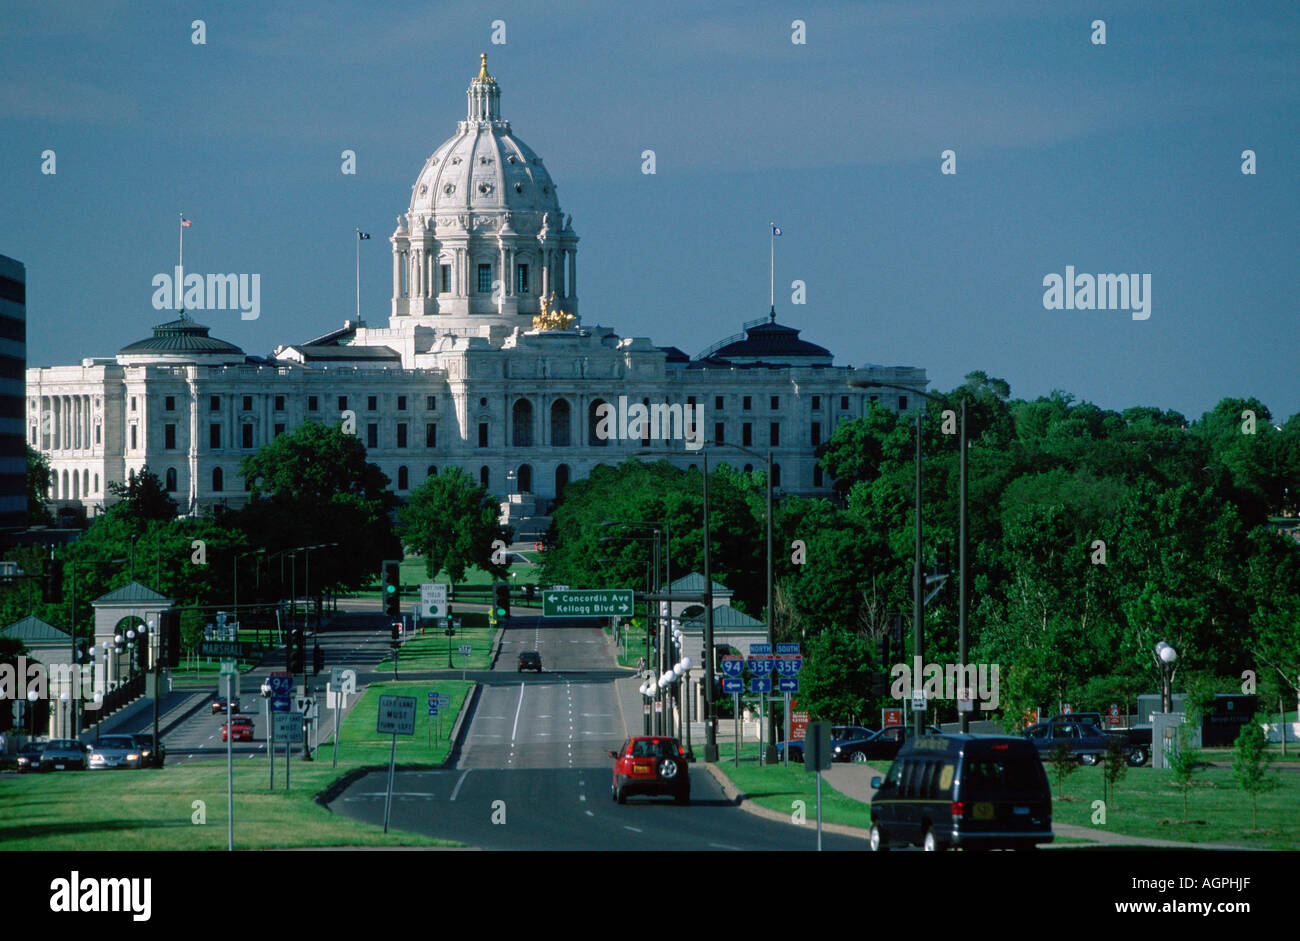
[330,613,866,850]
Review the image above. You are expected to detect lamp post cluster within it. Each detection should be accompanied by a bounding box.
[640,654,692,737]
[1156,641,1178,713]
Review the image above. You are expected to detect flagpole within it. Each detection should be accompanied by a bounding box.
[769,221,775,321]
[178,213,185,313]
[355,228,360,321]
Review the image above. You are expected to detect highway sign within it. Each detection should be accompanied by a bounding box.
[200,641,252,658]
[330,668,356,694]
[720,656,744,678]
[911,692,927,712]
[749,643,772,655]
[439,694,450,706]
[458,644,472,657]
[272,712,303,743]
[774,655,802,676]
[268,674,293,697]
[774,643,800,655]
[270,695,290,713]
[542,588,634,618]
[427,704,438,716]
[778,677,799,693]
[957,688,974,713]
[751,676,773,693]
[721,677,744,694]
[293,695,317,719]
[420,582,448,619]
[805,721,833,771]
[377,695,416,735]
[747,656,773,675]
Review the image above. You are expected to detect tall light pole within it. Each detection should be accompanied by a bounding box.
[849,379,970,735]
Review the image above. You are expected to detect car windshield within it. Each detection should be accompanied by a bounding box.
[99,737,135,748]
[51,740,81,749]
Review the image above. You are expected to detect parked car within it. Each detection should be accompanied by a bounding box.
[609,736,690,804]
[16,741,44,773]
[211,696,241,715]
[221,716,255,742]
[870,733,1054,851]
[777,725,876,763]
[1024,720,1113,766]
[518,651,543,673]
[89,735,143,770]
[836,724,943,764]
[129,733,166,768]
[39,739,89,771]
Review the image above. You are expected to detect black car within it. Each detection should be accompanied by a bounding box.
[39,739,89,771]
[836,724,943,764]
[778,725,875,763]
[517,651,542,673]
[129,733,166,768]
[16,741,44,773]
[211,696,241,715]
[1024,720,1114,766]
[870,734,1054,851]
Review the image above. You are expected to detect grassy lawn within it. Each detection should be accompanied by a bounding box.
[0,680,474,850]
[710,742,876,830]
[606,620,649,669]
[350,558,543,599]
[375,612,495,672]
[1048,762,1300,850]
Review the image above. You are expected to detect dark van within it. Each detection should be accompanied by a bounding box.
[869,734,1053,851]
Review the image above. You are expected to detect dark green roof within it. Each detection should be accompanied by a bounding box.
[1,615,70,643]
[119,313,244,356]
[92,581,171,605]
[666,572,732,595]
[679,604,765,630]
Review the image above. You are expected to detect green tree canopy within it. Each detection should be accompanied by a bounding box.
[398,467,511,582]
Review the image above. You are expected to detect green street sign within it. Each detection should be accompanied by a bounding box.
[542,589,635,618]
[199,640,251,659]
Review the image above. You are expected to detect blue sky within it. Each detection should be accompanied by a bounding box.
[2,0,1296,421]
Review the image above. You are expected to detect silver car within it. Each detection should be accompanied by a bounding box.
[88,734,143,770]
[39,739,89,771]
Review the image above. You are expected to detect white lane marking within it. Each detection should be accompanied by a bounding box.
[450,769,470,801]
[586,811,594,817]
[579,794,586,801]
[511,683,525,742]
[623,826,642,833]
[708,843,741,851]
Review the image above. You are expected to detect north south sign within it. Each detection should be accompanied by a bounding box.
[542,589,635,618]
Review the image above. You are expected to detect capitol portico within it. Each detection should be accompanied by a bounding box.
[26,55,928,540]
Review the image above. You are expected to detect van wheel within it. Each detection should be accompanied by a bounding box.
[1080,754,1100,767]
[923,828,942,852]
[850,751,869,764]
[1126,747,1147,767]
[870,823,889,852]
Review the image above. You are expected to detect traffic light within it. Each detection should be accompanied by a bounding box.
[889,611,904,656]
[876,634,889,668]
[287,629,305,673]
[871,671,888,697]
[43,559,64,604]
[158,609,181,668]
[492,581,509,620]
[312,643,325,675]
[391,621,401,643]
[381,560,401,618]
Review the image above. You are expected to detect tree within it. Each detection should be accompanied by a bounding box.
[1231,718,1279,830]
[105,468,178,530]
[237,422,399,591]
[1102,735,1129,810]
[398,467,511,583]
[1047,742,1079,795]
[25,445,53,525]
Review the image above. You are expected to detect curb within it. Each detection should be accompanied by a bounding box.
[703,762,872,841]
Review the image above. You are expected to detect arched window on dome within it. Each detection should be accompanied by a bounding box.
[517,464,532,494]
[555,463,570,497]
[512,399,534,448]
[550,399,571,447]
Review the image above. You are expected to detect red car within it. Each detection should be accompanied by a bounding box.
[609,737,690,805]
[221,716,254,742]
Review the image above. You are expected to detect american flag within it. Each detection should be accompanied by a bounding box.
[180,216,193,227]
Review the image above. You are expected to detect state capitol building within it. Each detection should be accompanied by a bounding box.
[27,56,927,538]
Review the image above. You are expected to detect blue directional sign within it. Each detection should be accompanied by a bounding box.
[427,691,437,702]
[775,656,803,676]
[268,674,292,697]
[270,695,291,713]
[774,643,801,655]
[778,677,799,693]
[751,677,773,693]
[749,643,772,655]
[428,704,439,716]
[720,657,744,678]
[747,656,773,675]
[721,677,744,694]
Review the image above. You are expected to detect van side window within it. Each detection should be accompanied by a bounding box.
[900,761,918,797]
[885,761,904,789]
[920,761,938,798]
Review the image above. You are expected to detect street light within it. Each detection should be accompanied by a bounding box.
[849,378,970,733]
[1156,641,1178,713]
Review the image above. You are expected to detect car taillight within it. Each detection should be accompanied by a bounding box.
[951,801,964,818]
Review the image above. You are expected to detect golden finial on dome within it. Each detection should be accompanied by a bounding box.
[533,293,576,331]
[473,52,495,85]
